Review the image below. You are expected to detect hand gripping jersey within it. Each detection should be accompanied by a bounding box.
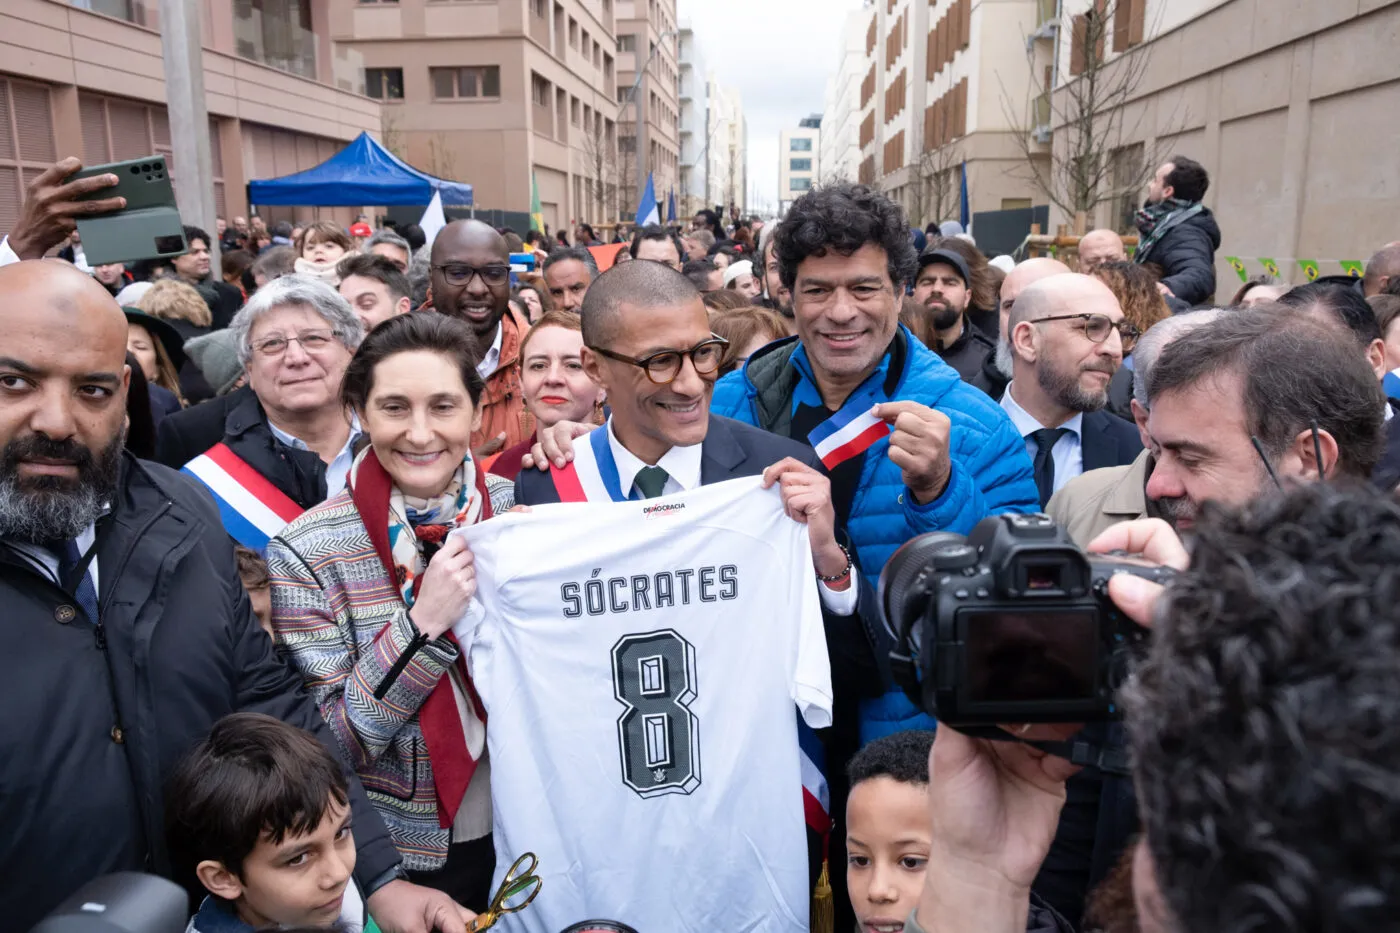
[456,476,832,933]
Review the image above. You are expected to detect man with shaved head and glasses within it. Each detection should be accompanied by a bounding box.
[429,219,529,454]
[1001,272,1144,509]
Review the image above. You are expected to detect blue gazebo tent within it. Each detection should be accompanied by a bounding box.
[247,132,472,207]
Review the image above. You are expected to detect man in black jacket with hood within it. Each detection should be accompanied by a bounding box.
[1135,156,1222,307]
[0,260,471,933]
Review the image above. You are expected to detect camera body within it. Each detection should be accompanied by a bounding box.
[880,513,1173,726]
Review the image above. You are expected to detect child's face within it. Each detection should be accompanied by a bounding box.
[846,776,931,933]
[216,796,357,929]
[305,238,347,265]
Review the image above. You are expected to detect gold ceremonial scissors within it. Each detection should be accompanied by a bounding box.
[466,852,543,932]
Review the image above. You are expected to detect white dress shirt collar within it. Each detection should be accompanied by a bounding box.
[606,418,704,498]
[268,413,363,496]
[476,323,504,380]
[1001,382,1085,439]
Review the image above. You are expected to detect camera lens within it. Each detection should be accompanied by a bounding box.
[879,533,974,644]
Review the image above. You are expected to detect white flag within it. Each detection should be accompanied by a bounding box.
[420,191,447,249]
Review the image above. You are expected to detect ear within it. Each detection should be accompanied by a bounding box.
[1368,338,1387,381]
[1130,398,1150,448]
[581,346,609,393]
[471,402,484,435]
[196,860,244,902]
[1286,426,1340,481]
[396,297,412,317]
[1010,320,1038,363]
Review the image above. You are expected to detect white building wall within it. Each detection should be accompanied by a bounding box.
[821,9,866,183]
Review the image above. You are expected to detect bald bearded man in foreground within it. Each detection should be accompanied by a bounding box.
[0,260,474,933]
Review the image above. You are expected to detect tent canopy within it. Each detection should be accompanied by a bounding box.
[247,132,473,207]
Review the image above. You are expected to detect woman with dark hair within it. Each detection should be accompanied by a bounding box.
[123,308,185,426]
[123,351,158,460]
[267,313,508,912]
[577,223,600,246]
[1230,274,1286,308]
[555,229,571,247]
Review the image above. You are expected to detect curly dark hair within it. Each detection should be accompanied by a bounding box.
[846,729,935,787]
[1125,481,1400,933]
[774,183,918,292]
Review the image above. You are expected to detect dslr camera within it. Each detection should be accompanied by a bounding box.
[880,513,1173,726]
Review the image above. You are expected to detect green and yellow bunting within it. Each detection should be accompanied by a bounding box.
[1297,259,1320,281]
[1224,256,1248,282]
[529,172,545,234]
[1339,260,1365,278]
[1259,257,1281,278]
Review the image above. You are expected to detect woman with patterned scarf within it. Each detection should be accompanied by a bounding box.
[267,312,512,912]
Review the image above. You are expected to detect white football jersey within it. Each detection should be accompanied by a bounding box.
[456,476,832,933]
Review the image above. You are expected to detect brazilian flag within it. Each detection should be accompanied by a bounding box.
[1260,257,1281,278]
[530,172,545,233]
[1224,256,1248,282]
[1297,259,1320,281]
[1340,260,1365,278]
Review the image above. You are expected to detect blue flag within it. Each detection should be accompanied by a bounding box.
[959,161,970,231]
[667,188,677,223]
[635,173,660,227]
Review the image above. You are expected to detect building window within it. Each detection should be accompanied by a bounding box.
[531,0,546,17]
[571,97,581,125]
[364,68,404,100]
[791,178,812,192]
[430,66,501,99]
[790,138,812,152]
[618,34,636,52]
[568,17,578,48]
[532,74,551,107]
[233,0,316,80]
[790,158,812,172]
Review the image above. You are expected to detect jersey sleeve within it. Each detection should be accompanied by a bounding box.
[786,519,834,730]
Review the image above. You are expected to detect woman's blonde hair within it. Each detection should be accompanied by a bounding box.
[139,278,212,328]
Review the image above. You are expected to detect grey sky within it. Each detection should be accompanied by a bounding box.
[681,0,862,215]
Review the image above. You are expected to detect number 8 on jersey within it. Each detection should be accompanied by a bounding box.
[611,630,702,797]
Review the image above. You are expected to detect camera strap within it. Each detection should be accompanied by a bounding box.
[966,726,1134,777]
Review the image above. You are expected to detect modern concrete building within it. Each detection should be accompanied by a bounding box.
[677,19,708,219]
[705,80,746,216]
[848,0,1043,228]
[0,0,380,233]
[331,0,620,231]
[820,9,867,185]
[615,0,679,220]
[1048,0,1400,298]
[779,119,821,214]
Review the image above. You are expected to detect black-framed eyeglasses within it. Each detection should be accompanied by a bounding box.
[588,336,730,385]
[1034,313,1140,352]
[432,262,511,287]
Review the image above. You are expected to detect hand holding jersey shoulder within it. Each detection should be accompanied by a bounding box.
[409,535,477,640]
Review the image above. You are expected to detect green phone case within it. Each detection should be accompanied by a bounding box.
[71,155,188,266]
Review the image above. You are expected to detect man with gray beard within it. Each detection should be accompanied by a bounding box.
[0,261,476,933]
[1000,273,1143,508]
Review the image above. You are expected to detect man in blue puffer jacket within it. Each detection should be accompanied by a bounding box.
[710,183,1039,741]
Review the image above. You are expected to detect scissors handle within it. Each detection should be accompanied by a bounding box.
[466,910,499,933]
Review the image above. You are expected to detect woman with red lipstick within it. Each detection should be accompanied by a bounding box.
[267,313,510,912]
[487,309,606,480]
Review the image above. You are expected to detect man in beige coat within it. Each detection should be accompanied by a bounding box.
[1049,310,1222,546]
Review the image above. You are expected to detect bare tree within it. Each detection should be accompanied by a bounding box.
[1001,0,1185,227]
[577,116,618,225]
[907,137,962,230]
[380,108,406,160]
[425,132,458,180]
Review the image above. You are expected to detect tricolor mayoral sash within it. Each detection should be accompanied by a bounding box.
[182,443,304,552]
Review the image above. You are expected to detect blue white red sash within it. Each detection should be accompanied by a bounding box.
[554,424,833,837]
[807,384,891,471]
[182,443,305,552]
[551,425,630,503]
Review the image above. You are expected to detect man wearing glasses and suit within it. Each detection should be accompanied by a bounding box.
[999,272,1144,510]
[429,220,530,455]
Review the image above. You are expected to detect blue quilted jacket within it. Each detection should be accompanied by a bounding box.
[711,327,1038,740]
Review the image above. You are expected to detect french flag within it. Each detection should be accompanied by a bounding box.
[807,393,891,471]
[799,718,831,837]
[182,443,305,552]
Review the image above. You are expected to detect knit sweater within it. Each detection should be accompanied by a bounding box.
[266,488,483,870]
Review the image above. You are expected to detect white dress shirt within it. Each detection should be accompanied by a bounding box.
[0,236,21,267]
[605,419,859,614]
[268,414,363,496]
[1000,383,1085,497]
[476,323,504,381]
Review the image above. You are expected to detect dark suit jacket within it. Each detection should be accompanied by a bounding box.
[1080,408,1144,473]
[154,386,248,470]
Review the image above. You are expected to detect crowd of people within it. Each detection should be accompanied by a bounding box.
[2,150,1400,933]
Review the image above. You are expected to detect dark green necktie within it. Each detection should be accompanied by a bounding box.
[633,466,670,500]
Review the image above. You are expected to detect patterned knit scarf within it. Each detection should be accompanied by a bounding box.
[1134,197,1202,260]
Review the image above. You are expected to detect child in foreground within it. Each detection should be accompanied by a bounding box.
[845,731,1073,933]
[166,712,364,933]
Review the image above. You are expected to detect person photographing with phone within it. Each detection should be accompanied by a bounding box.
[906,482,1400,933]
